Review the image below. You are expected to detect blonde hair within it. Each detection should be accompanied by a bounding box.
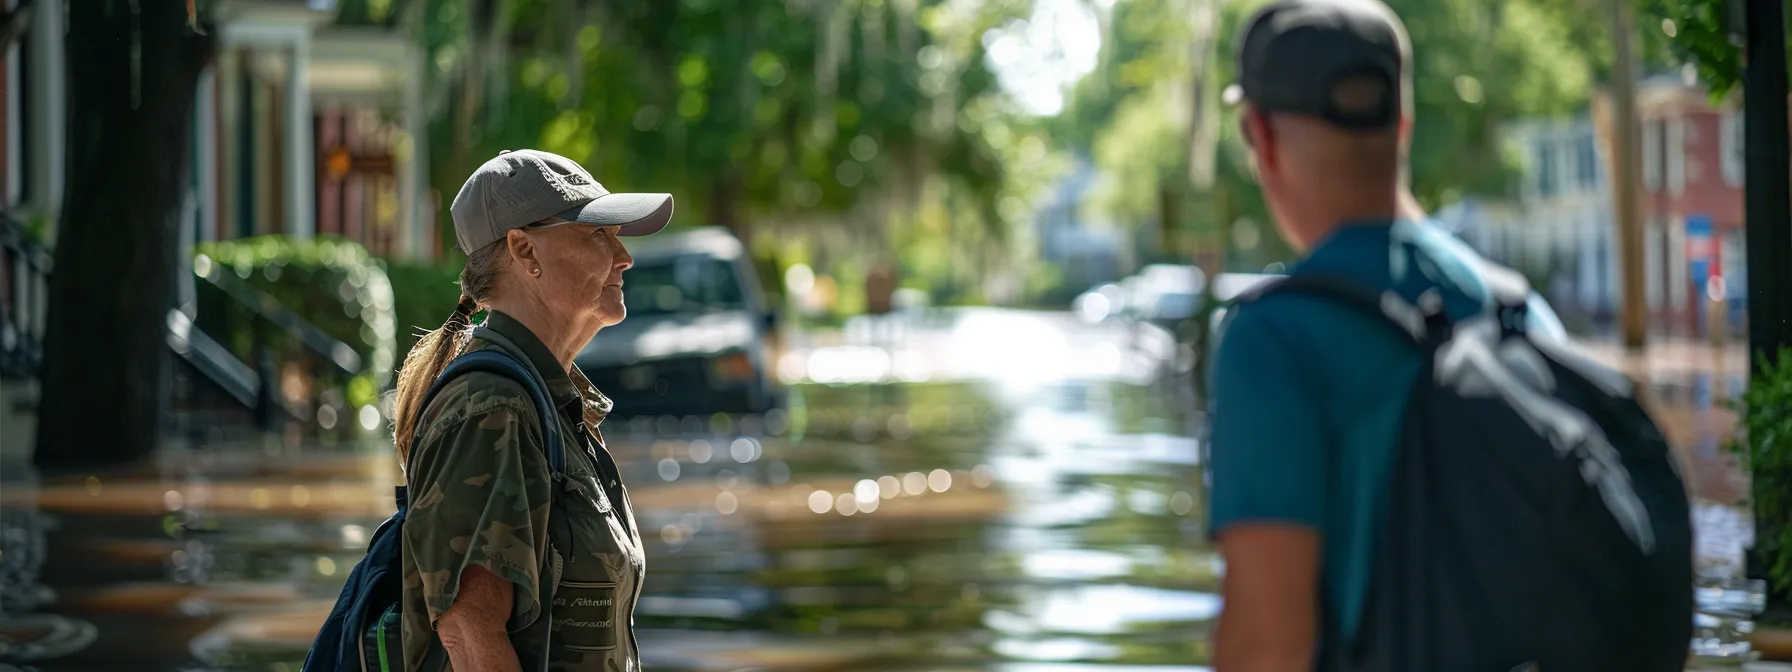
[390,241,509,468]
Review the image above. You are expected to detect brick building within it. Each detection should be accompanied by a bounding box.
[1629,75,1747,337]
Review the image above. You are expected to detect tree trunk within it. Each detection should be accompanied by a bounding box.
[34,0,212,475]
[708,173,744,234]
[453,0,499,181]
[1157,184,1180,259]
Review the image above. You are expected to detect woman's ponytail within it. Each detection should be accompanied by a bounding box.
[391,294,478,468]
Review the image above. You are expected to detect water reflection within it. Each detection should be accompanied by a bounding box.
[3,323,1755,670]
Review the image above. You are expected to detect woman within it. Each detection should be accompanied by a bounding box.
[391,149,673,671]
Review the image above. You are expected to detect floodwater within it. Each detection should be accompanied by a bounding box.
[0,311,1751,671]
[3,310,1216,671]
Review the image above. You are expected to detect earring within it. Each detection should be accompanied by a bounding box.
[530,267,542,277]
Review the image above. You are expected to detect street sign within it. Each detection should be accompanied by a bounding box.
[1687,214,1715,283]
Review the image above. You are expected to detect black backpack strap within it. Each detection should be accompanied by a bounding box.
[407,348,569,478]
[1464,254,1535,333]
[401,346,568,672]
[1233,273,1448,347]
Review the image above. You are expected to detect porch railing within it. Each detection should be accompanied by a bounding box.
[0,212,50,380]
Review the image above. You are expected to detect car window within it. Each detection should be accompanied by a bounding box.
[623,254,747,316]
[1153,292,1199,320]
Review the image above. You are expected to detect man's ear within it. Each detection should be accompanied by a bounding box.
[1244,107,1277,174]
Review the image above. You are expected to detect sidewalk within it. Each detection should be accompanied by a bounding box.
[1572,337,1750,507]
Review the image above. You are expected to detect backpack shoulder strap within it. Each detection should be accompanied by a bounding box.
[1234,273,1440,346]
[409,348,568,476]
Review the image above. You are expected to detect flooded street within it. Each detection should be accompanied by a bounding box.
[4,310,1217,671]
[0,310,1751,671]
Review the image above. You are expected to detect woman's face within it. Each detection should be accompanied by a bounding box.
[523,221,634,327]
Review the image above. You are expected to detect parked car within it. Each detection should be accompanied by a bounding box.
[575,228,781,418]
[1126,264,1207,332]
[1202,272,1283,340]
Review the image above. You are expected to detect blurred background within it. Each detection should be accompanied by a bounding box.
[0,0,1787,669]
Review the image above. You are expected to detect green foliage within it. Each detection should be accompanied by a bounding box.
[1062,0,1686,268]
[381,258,465,360]
[193,236,398,409]
[1636,0,1741,98]
[1729,349,1792,597]
[407,0,1051,307]
[419,0,1028,231]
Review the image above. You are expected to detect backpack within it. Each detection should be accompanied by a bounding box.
[302,339,566,672]
[1233,270,1694,672]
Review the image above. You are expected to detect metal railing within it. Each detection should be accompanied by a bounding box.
[184,263,370,445]
[0,211,374,447]
[0,212,50,379]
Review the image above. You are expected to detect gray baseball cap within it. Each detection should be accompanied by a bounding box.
[449,149,674,253]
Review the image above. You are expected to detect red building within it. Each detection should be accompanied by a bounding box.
[1624,75,1748,337]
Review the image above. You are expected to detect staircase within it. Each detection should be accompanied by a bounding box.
[0,211,384,669]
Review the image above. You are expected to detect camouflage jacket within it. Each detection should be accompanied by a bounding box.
[401,311,646,671]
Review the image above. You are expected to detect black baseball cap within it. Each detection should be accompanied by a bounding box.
[1222,0,1411,130]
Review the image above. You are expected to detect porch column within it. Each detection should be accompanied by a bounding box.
[402,46,428,259]
[25,0,63,233]
[286,40,315,240]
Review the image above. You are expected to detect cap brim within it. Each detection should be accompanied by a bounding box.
[555,192,674,237]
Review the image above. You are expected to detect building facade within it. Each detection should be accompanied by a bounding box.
[1444,74,1750,339]
[3,0,434,261]
[1630,75,1747,337]
[1444,114,1625,335]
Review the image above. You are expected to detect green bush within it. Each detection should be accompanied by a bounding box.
[383,258,465,361]
[1729,348,1792,600]
[193,235,397,410]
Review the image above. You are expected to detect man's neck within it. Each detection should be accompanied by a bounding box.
[482,299,599,372]
[1398,190,1426,220]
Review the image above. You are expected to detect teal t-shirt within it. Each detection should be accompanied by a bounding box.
[1205,218,1564,640]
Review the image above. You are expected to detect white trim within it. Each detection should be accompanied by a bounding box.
[287,41,315,240]
[5,34,20,207]
[218,16,322,48]
[1645,220,1663,310]
[195,66,219,243]
[1642,120,1662,193]
[1666,118,1686,196]
[218,21,317,241]
[401,44,427,259]
[1721,108,1744,187]
[1668,216,1687,310]
[25,0,63,225]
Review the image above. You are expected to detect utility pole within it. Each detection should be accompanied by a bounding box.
[1740,0,1791,377]
[1738,0,1792,616]
[1607,0,1647,351]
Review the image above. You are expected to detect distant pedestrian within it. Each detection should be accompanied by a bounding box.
[1205,1,1693,670]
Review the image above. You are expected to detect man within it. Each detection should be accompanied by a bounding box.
[1205,1,1566,668]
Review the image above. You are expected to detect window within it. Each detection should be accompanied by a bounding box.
[1596,232,1611,310]
[1668,217,1687,310]
[1666,118,1686,196]
[622,254,748,317]
[1645,220,1664,310]
[1722,228,1745,289]
[1722,109,1744,187]
[1534,139,1558,198]
[1643,120,1662,193]
[1577,132,1599,189]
